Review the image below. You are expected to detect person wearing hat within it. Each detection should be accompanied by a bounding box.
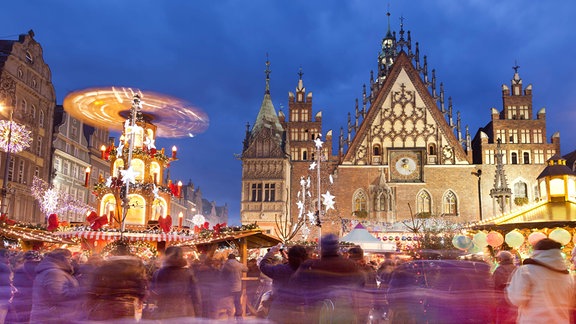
[221,252,248,320]
[492,250,517,324]
[292,233,365,323]
[507,238,575,323]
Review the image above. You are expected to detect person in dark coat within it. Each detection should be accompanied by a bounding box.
[151,246,201,319]
[292,233,365,323]
[259,243,308,323]
[492,250,517,324]
[194,256,222,319]
[30,248,82,323]
[85,255,149,321]
[6,251,42,323]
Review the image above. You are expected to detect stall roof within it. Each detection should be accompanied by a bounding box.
[195,230,282,249]
[1,225,76,244]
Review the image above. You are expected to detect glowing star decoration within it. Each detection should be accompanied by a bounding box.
[105,176,113,187]
[116,141,124,158]
[42,188,59,215]
[321,191,336,212]
[192,214,206,226]
[120,167,139,185]
[307,211,315,223]
[314,136,324,149]
[0,120,32,153]
[309,161,317,170]
[143,136,156,150]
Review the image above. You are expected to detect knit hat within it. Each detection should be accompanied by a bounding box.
[534,238,562,250]
[320,233,340,256]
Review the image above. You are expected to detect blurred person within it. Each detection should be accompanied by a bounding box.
[85,249,149,321]
[221,253,248,320]
[348,246,379,324]
[151,246,201,319]
[6,250,42,323]
[507,238,575,323]
[246,258,261,314]
[292,233,365,323]
[492,250,517,324]
[30,248,82,323]
[0,249,12,321]
[195,256,223,319]
[259,243,308,323]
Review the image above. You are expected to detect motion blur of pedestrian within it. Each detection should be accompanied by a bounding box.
[348,246,378,324]
[492,250,517,324]
[194,256,222,319]
[507,238,575,323]
[6,250,42,323]
[30,248,82,323]
[0,249,12,322]
[151,246,201,319]
[259,243,308,323]
[221,253,248,320]
[292,233,364,323]
[85,244,149,321]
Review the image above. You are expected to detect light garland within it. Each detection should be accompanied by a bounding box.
[31,176,95,217]
[0,120,32,153]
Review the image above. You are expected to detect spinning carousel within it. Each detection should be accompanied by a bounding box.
[58,87,210,253]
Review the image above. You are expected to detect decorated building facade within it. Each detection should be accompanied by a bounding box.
[241,15,564,236]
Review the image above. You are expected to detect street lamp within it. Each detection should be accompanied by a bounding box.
[471,169,483,221]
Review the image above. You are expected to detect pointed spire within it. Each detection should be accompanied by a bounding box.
[264,54,271,95]
[490,138,513,214]
[439,82,446,114]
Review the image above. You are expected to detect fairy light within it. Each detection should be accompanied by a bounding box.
[0,120,31,153]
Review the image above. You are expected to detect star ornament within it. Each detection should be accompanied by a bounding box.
[314,137,324,149]
[116,142,124,158]
[105,176,112,187]
[152,184,160,199]
[309,161,317,170]
[120,167,139,185]
[144,136,156,150]
[321,191,336,211]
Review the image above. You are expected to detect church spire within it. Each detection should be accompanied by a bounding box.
[250,56,284,140]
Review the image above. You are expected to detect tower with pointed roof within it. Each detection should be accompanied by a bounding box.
[240,59,290,234]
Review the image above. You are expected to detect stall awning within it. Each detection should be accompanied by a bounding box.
[1,225,76,244]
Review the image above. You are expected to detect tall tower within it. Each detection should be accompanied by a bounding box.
[240,59,290,234]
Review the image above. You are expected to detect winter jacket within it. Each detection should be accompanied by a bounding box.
[7,260,40,323]
[221,258,248,293]
[29,256,81,323]
[507,249,575,323]
[152,259,201,319]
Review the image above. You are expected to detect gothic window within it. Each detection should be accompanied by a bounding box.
[264,183,276,201]
[428,143,436,155]
[523,152,530,164]
[251,183,263,202]
[442,190,458,215]
[416,190,431,216]
[373,145,381,156]
[514,181,527,198]
[302,150,307,161]
[353,190,367,213]
[511,152,518,165]
[375,191,389,211]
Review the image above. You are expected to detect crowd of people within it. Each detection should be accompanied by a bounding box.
[0,234,573,323]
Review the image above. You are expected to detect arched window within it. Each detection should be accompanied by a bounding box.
[442,190,458,215]
[514,181,527,198]
[31,105,36,119]
[428,143,436,155]
[523,152,530,164]
[39,110,45,127]
[416,190,431,216]
[373,145,381,156]
[353,190,368,214]
[511,152,518,164]
[302,150,308,161]
[375,191,389,211]
[20,99,27,113]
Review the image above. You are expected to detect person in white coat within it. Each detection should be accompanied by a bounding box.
[506,238,575,323]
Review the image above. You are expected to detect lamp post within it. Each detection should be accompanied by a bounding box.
[472,169,483,221]
[0,106,13,216]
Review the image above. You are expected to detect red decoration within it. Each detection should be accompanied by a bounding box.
[90,215,109,230]
[203,221,209,229]
[194,225,201,233]
[0,214,16,225]
[47,214,59,231]
[150,148,157,156]
[169,183,178,196]
[86,211,98,224]
[158,215,172,233]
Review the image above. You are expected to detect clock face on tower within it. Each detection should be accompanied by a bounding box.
[390,150,423,182]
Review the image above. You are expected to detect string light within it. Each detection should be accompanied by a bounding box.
[0,120,31,153]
